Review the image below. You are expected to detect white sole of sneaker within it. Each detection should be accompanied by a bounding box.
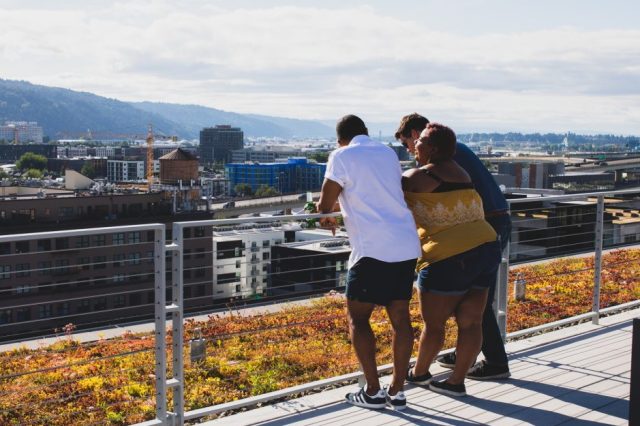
[386,402,406,411]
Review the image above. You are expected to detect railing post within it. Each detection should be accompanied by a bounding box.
[631,318,639,425]
[496,235,510,340]
[592,195,604,325]
[171,223,185,424]
[154,225,168,424]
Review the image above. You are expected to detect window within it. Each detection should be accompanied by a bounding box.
[183,269,192,279]
[57,303,70,316]
[217,273,238,284]
[183,228,192,239]
[16,308,30,322]
[77,299,90,313]
[195,269,205,278]
[235,284,241,293]
[262,252,270,260]
[0,310,11,324]
[15,263,30,277]
[37,239,51,252]
[127,252,141,265]
[0,265,10,280]
[113,253,125,267]
[195,227,206,238]
[262,240,270,248]
[129,232,141,244]
[94,235,106,246]
[146,251,154,264]
[0,243,9,255]
[112,274,126,283]
[79,257,90,270]
[76,236,90,248]
[55,238,69,250]
[54,259,70,275]
[93,256,107,269]
[184,249,192,260]
[15,241,30,254]
[93,297,107,310]
[146,231,155,242]
[15,284,31,294]
[235,260,241,268]
[58,206,74,218]
[38,304,53,319]
[113,295,126,308]
[196,248,205,259]
[113,233,125,245]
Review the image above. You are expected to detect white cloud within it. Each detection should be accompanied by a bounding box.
[0,2,639,134]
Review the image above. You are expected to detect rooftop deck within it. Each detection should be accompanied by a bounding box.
[203,308,635,426]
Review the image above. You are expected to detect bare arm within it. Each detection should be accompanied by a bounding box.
[317,178,342,214]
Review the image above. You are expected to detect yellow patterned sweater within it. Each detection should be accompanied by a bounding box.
[404,189,497,270]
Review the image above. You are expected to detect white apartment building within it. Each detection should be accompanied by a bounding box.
[212,223,288,299]
[0,121,44,143]
[212,223,347,300]
[95,147,116,158]
[57,146,89,158]
[107,160,145,182]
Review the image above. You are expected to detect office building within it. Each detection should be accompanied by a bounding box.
[0,192,213,340]
[199,125,244,164]
[225,158,326,195]
[0,121,44,143]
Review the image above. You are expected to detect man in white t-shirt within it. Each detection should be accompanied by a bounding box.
[317,115,420,411]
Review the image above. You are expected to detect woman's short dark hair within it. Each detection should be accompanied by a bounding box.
[420,123,457,160]
[395,113,429,139]
[336,115,368,142]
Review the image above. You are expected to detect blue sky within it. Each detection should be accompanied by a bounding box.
[1,1,639,134]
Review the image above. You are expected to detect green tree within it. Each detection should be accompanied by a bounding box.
[254,185,279,197]
[16,152,47,171]
[0,169,8,179]
[234,183,253,197]
[307,152,329,163]
[81,163,97,178]
[25,168,43,179]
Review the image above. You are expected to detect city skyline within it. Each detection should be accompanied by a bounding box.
[1,1,639,134]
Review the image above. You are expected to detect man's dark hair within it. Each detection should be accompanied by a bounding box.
[336,115,368,142]
[395,113,429,140]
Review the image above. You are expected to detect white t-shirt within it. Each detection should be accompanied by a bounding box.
[324,135,421,268]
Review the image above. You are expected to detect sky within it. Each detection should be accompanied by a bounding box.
[1,0,639,134]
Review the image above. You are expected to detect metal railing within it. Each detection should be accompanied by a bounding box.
[1,188,639,425]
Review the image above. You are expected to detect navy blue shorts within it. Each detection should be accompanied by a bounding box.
[417,241,501,295]
[346,257,417,306]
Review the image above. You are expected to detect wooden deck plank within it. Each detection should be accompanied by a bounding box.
[200,309,636,426]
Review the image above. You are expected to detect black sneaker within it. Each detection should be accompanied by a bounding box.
[406,366,433,385]
[429,380,467,397]
[436,352,457,369]
[345,386,386,409]
[466,360,511,380]
[383,385,406,411]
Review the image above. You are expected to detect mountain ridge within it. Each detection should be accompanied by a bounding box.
[0,79,333,139]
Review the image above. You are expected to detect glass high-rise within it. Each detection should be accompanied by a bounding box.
[199,125,244,165]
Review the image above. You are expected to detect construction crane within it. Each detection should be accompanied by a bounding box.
[146,124,154,186]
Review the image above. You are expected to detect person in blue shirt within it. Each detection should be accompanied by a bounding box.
[395,113,511,380]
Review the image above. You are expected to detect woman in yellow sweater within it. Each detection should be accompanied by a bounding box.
[402,123,501,397]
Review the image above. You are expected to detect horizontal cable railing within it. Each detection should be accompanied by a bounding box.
[0,189,639,425]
